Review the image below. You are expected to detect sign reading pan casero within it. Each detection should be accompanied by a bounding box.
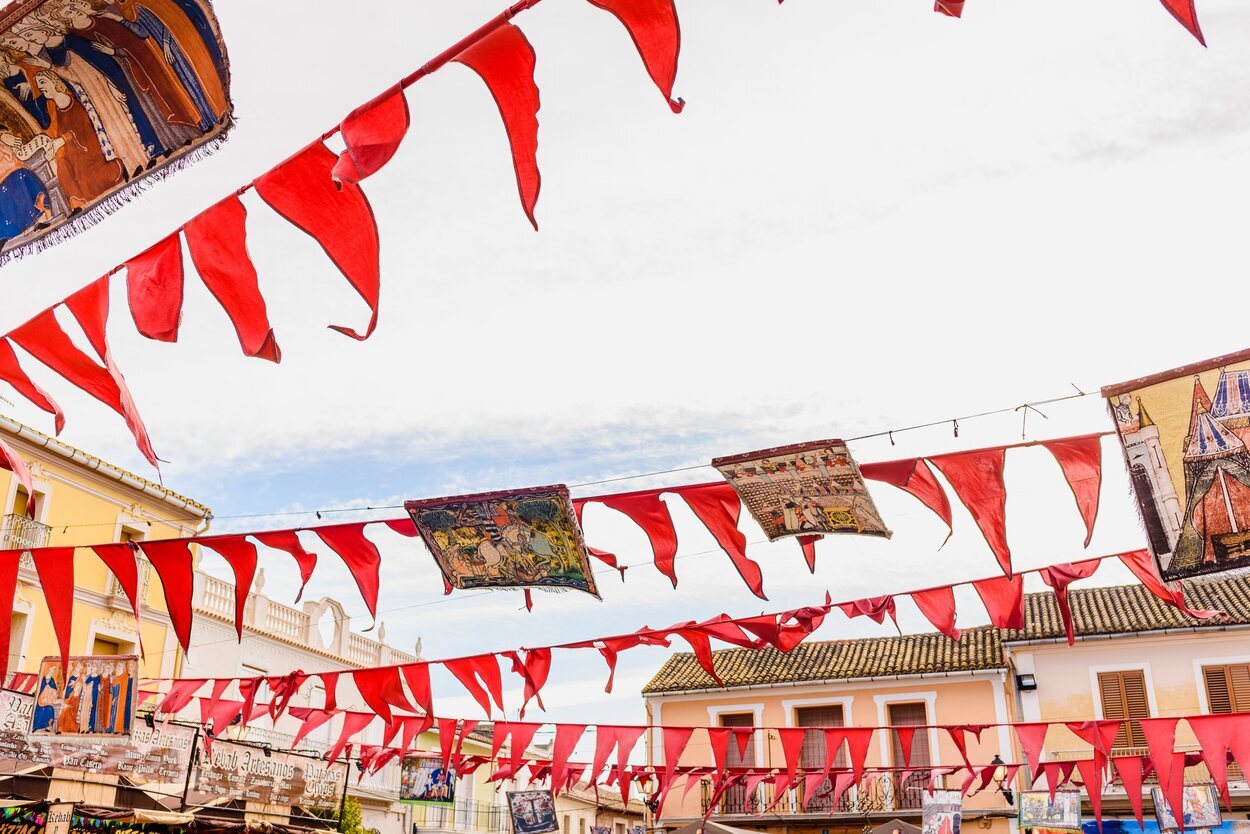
[187,739,347,811]
[0,690,194,782]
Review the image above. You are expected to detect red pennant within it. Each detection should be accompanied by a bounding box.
[92,544,142,635]
[384,517,418,537]
[254,530,317,603]
[328,711,375,763]
[828,771,857,810]
[1140,718,1182,821]
[678,483,765,599]
[140,539,196,653]
[318,671,340,712]
[1120,550,1220,619]
[400,663,434,717]
[549,723,586,795]
[597,492,679,587]
[842,728,873,785]
[195,535,258,639]
[509,648,552,718]
[498,722,542,775]
[158,678,205,715]
[972,574,1025,629]
[1112,756,1145,828]
[798,535,820,572]
[586,0,683,112]
[801,772,828,812]
[0,340,64,434]
[662,726,693,785]
[353,666,413,724]
[0,437,32,505]
[1042,436,1102,547]
[1188,715,1236,808]
[184,196,281,362]
[30,547,75,670]
[893,727,915,769]
[911,586,960,640]
[929,449,1011,574]
[934,0,964,17]
[254,142,381,340]
[313,523,382,626]
[125,233,184,343]
[199,696,244,739]
[438,717,459,770]
[779,727,805,781]
[571,499,620,573]
[0,552,22,685]
[333,85,411,185]
[443,655,505,716]
[1066,720,1121,760]
[862,458,953,539]
[838,596,897,628]
[1158,0,1205,46]
[12,289,158,468]
[592,726,646,782]
[1041,560,1101,645]
[1074,758,1104,830]
[707,727,731,776]
[453,23,541,230]
[1014,723,1049,778]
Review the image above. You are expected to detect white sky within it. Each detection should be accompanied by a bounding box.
[3,0,1250,730]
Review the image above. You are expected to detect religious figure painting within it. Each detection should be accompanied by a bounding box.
[0,0,232,261]
[1104,350,1250,580]
[405,485,600,598]
[1152,785,1222,832]
[1018,791,1082,831]
[713,439,891,541]
[400,756,456,807]
[506,790,558,834]
[29,654,137,736]
[922,790,962,834]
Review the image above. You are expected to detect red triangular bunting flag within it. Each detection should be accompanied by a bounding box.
[929,449,1011,574]
[596,491,679,587]
[125,233,184,343]
[333,85,411,185]
[1042,435,1102,547]
[586,0,684,112]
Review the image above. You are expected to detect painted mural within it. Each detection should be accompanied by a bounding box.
[30,654,137,736]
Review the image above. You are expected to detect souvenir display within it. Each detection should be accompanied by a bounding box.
[507,790,559,834]
[1018,790,1082,831]
[0,0,232,260]
[1105,351,1250,579]
[30,655,137,736]
[713,440,891,541]
[406,485,600,597]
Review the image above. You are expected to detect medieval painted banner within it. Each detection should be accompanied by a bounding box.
[922,790,962,834]
[400,755,456,806]
[0,0,232,261]
[1018,790,1081,831]
[713,439,891,541]
[0,688,195,782]
[1104,350,1250,580]
[506,790,558,834]
[1152,785,1222,831]
[185,738,348,812]
[31,655,137,736]
[406,485,600,597]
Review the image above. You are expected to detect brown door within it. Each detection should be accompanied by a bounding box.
[888,702,931,810]
[796,706,845,812]
[720,713,757,814]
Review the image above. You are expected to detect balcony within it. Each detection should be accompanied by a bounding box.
[1,513,50,553]
[700,771,933,819]
[410,799,510,833]
[1047,745,1244,786]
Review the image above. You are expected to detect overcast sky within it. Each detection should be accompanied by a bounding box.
[3,0,1250,728]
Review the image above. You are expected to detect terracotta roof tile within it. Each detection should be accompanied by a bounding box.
[642,573,1250,694]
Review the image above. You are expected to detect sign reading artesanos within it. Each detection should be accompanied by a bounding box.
[186,739,347,811]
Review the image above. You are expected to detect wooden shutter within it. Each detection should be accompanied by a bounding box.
[888,702,931,768]
[1203,664,1250,714]
[1097,670,1150,748]
[796,705,845,769]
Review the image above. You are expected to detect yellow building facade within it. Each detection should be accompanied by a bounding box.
[0,415,212,688]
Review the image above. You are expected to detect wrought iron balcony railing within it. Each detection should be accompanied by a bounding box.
[1,513,50,564]
[700,770,934,818]
[410,799,510,832]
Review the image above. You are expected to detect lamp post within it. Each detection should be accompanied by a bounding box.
[990,755,1014,806]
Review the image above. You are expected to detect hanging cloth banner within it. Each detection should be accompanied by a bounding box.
[713,439,891,543]
[1104,350,1250,581]
[0,0,233,263]
[406,485,600,599]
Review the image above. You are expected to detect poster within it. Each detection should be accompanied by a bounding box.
[507,790,558,834]
[0,688,195,781]
[400,755,456,806]
[44,803,73,834]
[407,485,600,597]
[1018,790,1082,831]
[0,0,233,261]
[1152,785,1223,831]
[30,655,137,736]
[1104,352,1250,580]
[923,790,963,834]
[186,738,348,812]
[713,440,891,541]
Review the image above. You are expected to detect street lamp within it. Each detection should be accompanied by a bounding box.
[990,755,1014,805]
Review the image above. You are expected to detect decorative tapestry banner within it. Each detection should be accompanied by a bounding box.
[406,485,600,598]
[713,439,891,541]
[1104,349,1250,580]
[0,0,232,262]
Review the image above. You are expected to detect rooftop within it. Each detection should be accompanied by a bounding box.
[643,572,1250,694]
[0,413,211,519]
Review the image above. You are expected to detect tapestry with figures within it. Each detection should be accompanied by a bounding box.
[405,485,600,598]
[0,0,231,261]
[1104,349,1250,580]
[713,439,891,541]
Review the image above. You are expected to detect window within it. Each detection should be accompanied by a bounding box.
[1203,664,1250,714]
[719,713,756,813]
[563,816,570,834]
[614,824,625,834]
[8,610,26,675]
[796,705,845,770]
[1097,670,1150,747]
[577,820,584,834]
[92,638,120,656]
[887,703,931,767]
[107,527,153,600]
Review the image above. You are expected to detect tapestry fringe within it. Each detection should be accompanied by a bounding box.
[0,125,234,268]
